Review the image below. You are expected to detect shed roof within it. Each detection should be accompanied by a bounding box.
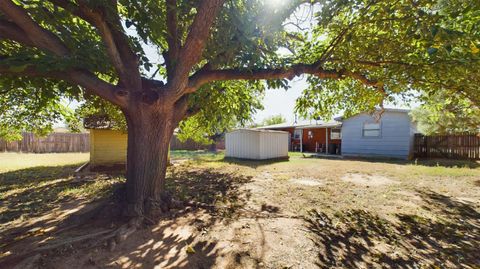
[83,115,117,130]
[230,128,289,134]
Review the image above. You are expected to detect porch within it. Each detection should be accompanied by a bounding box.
[290,123,342,154]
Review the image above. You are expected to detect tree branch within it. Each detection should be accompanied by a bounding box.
[0,0,69,56]
[170,0,225,91]
[0,61,127,108]
[47,0,141,89]
[187,64,385,93]
[0,19,35,46]
[165,0,180,79]
[0,1,131,107]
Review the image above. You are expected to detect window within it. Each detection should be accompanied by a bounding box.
[293,129,302,139]
[331,129,341,140]
[308,130,313,139]
[363,122,381,137]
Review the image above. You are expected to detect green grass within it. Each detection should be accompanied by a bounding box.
[170,150,224,161]
[59,177,124,199]
[0,152,89,173]
[0,153,119,225]
[288,151,305,158]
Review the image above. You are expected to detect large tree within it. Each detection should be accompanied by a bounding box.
[0,0,478,218]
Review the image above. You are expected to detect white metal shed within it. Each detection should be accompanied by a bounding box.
[225,129,289,160]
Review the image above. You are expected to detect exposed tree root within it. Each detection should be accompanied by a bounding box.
[36,229,114,252]
[55,198,113,233]
[2,191,216,268]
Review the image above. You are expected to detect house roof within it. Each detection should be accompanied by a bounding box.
[296,122,342,129]
[257,120,341,130]
[334,108,411,121]
[256,122,309,129]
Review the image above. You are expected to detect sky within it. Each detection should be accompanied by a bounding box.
[252,79,417,124]
[254,78,306,123]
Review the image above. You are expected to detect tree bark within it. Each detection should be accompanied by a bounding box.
[123,102,176,218]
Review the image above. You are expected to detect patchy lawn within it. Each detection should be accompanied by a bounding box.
[0,152,89,173]
[0,152,479,268]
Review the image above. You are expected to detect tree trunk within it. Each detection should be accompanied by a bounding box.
[123,105,176,218]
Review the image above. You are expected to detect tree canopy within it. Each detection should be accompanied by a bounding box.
[0,0,478,138]
[1,0,479,216]
[258,114,287,127]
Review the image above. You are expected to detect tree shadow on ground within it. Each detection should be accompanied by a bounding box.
[0,165,120,224]
[303,154,480,168]
[167,167,252,214]
[305,190,480,268]
[221,157,290,168]
[65,168,254,269]
[1,166,253,269]
[0,165,123,260]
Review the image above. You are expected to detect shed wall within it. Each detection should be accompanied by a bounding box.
[225,130,260,159]
[259,132,289,159]
[226,130,289,160]
[341,111,414,159]
[90,129,128,166]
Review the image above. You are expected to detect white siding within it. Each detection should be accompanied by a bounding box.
[259,131,289,159]
[226,129,288,160]
[341,111,415,159]
[226,130,260,159]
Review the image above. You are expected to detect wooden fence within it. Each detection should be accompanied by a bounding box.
[0,132,90,153]
[414,133,480,160]
[1,132,224,153]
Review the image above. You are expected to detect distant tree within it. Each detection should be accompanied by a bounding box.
[0,85,75,141]
[260,114,286,126]
[0,0,478,219]
[411,91,480,135]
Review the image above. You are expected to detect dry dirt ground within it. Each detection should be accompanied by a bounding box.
[0,152,479,268]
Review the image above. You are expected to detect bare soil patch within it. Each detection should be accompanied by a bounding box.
[289,177,324,186]
[341,173,399,186]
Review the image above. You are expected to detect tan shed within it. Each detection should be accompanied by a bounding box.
[82,115,128,170]
[89,129,128,169]
[225,129,289,160]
